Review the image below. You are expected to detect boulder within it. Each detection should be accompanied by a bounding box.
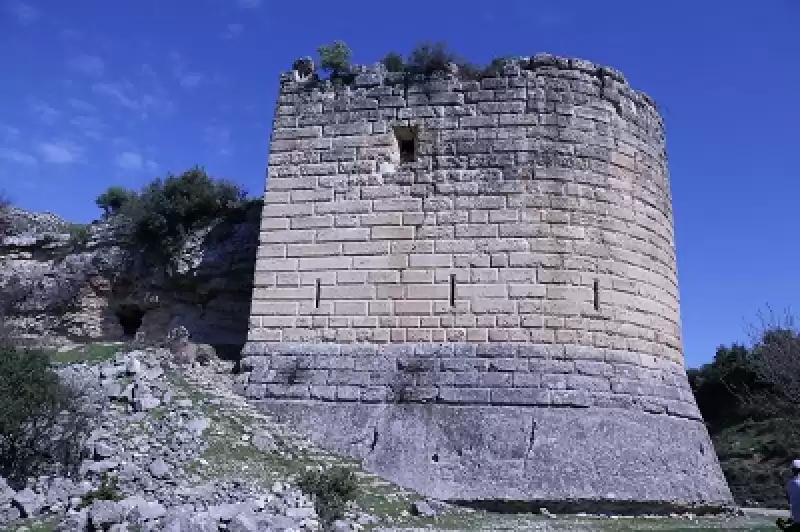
[88,499,128,527]
[148,459,170,479]
[0,477,15,506]
[251,430,277,453]
[195,344,216,365]
[12,488,44,517]
[134,395,161,412]
[0,504,21,526]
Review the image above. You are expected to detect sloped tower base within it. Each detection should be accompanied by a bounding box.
[236,342,734,512]
[253,401,732,512]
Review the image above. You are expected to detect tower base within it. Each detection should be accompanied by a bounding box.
[236,342,733,511]
[253,400,733,512]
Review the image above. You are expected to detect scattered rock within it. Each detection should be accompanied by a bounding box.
[148,459,170,479]
[12,488,44,518]
[134,395,161,412]
[195,344,216,366]
[88,499,128,527]
[251,430,277,453]
[0,345,363,532]
[126,357,141,376]
[411,499,436,517]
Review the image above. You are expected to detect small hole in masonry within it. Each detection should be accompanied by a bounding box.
[393,125,418,163]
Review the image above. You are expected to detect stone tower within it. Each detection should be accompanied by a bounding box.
[236,53,733,511]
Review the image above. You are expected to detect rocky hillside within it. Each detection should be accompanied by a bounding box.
[0,206,258,355]
[0,343,422,531]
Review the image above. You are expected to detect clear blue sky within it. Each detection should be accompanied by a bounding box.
[1,0,797,368]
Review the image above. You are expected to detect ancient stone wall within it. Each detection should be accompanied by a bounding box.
[247,54,679,360]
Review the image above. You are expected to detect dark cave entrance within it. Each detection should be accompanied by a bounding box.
[116,306,145,337]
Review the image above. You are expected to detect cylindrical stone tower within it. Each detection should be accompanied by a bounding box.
[237,53,733,511]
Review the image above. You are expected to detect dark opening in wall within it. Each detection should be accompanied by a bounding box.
[593,280,600,311]
[393,126,418,163]
[116,306,145,337]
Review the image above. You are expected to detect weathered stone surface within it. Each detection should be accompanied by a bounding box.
[0,206,258,350]
[255,399,731,509]
[88,500,128,527]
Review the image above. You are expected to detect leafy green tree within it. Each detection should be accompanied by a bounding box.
[115,166,247,271]
[95,186,137,218]
[317,41,352,79]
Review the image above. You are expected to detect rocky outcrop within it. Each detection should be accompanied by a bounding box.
[0,207,258,353]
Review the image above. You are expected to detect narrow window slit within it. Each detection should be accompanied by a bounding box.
[314,278,321,309]
[449,274,456,308]
[593,279,600,311]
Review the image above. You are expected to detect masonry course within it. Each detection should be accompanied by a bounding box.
[237,53,733,510]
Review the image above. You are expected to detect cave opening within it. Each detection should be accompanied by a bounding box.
[116,306,145,337]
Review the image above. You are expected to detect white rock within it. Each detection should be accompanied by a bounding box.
[126,357,142,376]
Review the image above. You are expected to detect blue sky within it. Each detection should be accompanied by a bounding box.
[1,0,797,367]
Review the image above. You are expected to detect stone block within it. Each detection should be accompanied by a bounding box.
[336,386,363,401]
[438,387,491,403]
[310,385,336,400]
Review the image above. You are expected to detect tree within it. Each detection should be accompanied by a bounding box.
[317,41,352,79]
[745,306,800,413]
[95,186,137,218]
[115,166,248,271]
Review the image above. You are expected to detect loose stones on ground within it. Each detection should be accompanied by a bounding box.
[0,344,362,532]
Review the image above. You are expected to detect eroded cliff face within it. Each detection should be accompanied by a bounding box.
[0,207,258,354]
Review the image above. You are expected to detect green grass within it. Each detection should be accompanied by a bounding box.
[0,516,59,532]
[47,343,129,365]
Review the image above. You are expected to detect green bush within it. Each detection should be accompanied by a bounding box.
[67,223,90,249]
[111,167,248,271]
[317,41,352,80]
[298,466,358,527]
[406,41,458,77]
[81,472,123,507]
[382,51,406,73]
[0,342,91,489]
[455,61,483,81]
[95,186,137,218]
[483,56,514,77]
